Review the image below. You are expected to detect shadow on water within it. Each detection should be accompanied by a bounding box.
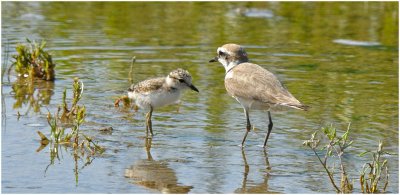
[235,149,277,194]
[124,139,193,193]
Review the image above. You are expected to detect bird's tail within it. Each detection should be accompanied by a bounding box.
[281,103,310,111]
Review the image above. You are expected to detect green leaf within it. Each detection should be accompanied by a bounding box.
[40,40,46,49]
[342,130,349,141]
[359,151,371,157]
[348,140,353,146]
[332,128,336,140]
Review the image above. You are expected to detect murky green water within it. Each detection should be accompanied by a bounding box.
[1,1,398,193]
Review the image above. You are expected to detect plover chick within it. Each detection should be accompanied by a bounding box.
[128,68,199,138]
[209,43,308,147]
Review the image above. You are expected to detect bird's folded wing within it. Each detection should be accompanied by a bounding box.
[224,63,299,105]
[133,77,165,94]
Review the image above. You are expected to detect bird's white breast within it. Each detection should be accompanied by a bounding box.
[133,89,182,109]
[225,70,234,79]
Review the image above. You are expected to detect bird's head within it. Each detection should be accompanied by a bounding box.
[166,68,199,92]
[209,43,249,72]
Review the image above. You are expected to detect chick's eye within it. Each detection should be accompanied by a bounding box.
[218,51,225,56]
[178,79,185,83]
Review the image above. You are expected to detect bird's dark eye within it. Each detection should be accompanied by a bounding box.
[178,79,185,83]
[218,51,226,56]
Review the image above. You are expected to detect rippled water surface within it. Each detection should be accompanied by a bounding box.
[1,2,398,193]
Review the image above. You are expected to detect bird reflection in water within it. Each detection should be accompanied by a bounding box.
[235,149,276,194]
[124,139,193,193]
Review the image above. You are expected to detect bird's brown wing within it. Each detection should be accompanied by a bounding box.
[225,63,305,109]
[130,77,165,94]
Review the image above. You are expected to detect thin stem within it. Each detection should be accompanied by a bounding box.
[129,56,136,84]
[311,147,340,193]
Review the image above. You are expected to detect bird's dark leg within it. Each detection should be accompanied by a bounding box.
[145,112,149,138]
[148,106,154,136]
[241,108,251,146]
[263,111,273,147]
[145,106,154,138]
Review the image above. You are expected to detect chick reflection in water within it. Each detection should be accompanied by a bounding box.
[124,139,193,193]
[235,150,276,194]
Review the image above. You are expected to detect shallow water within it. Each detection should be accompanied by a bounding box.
[1,1,398,193]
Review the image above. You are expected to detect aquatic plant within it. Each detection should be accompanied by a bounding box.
[11,39,55,81]
[114,95,131,107]
[128,56,136,84]
[359,140,391,193]
[37,78,104,185]
[304,124,393,194]
[61,77,84,120]
[1,40,54,115]
[38,78,103,153]
[303,124,353,193]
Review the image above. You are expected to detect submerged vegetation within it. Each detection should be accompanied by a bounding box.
[304,124,393,193]
[37,78,104,185]
[11,39,55,81]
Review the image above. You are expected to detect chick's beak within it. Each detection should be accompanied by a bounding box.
[189,84,199,92]
[209,56,218,63]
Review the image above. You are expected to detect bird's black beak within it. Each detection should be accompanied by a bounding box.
[189,84,199,92]
[209,56,218,63]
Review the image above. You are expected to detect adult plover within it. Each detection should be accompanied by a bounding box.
[128,68,199,138]
[209,43,307,147]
